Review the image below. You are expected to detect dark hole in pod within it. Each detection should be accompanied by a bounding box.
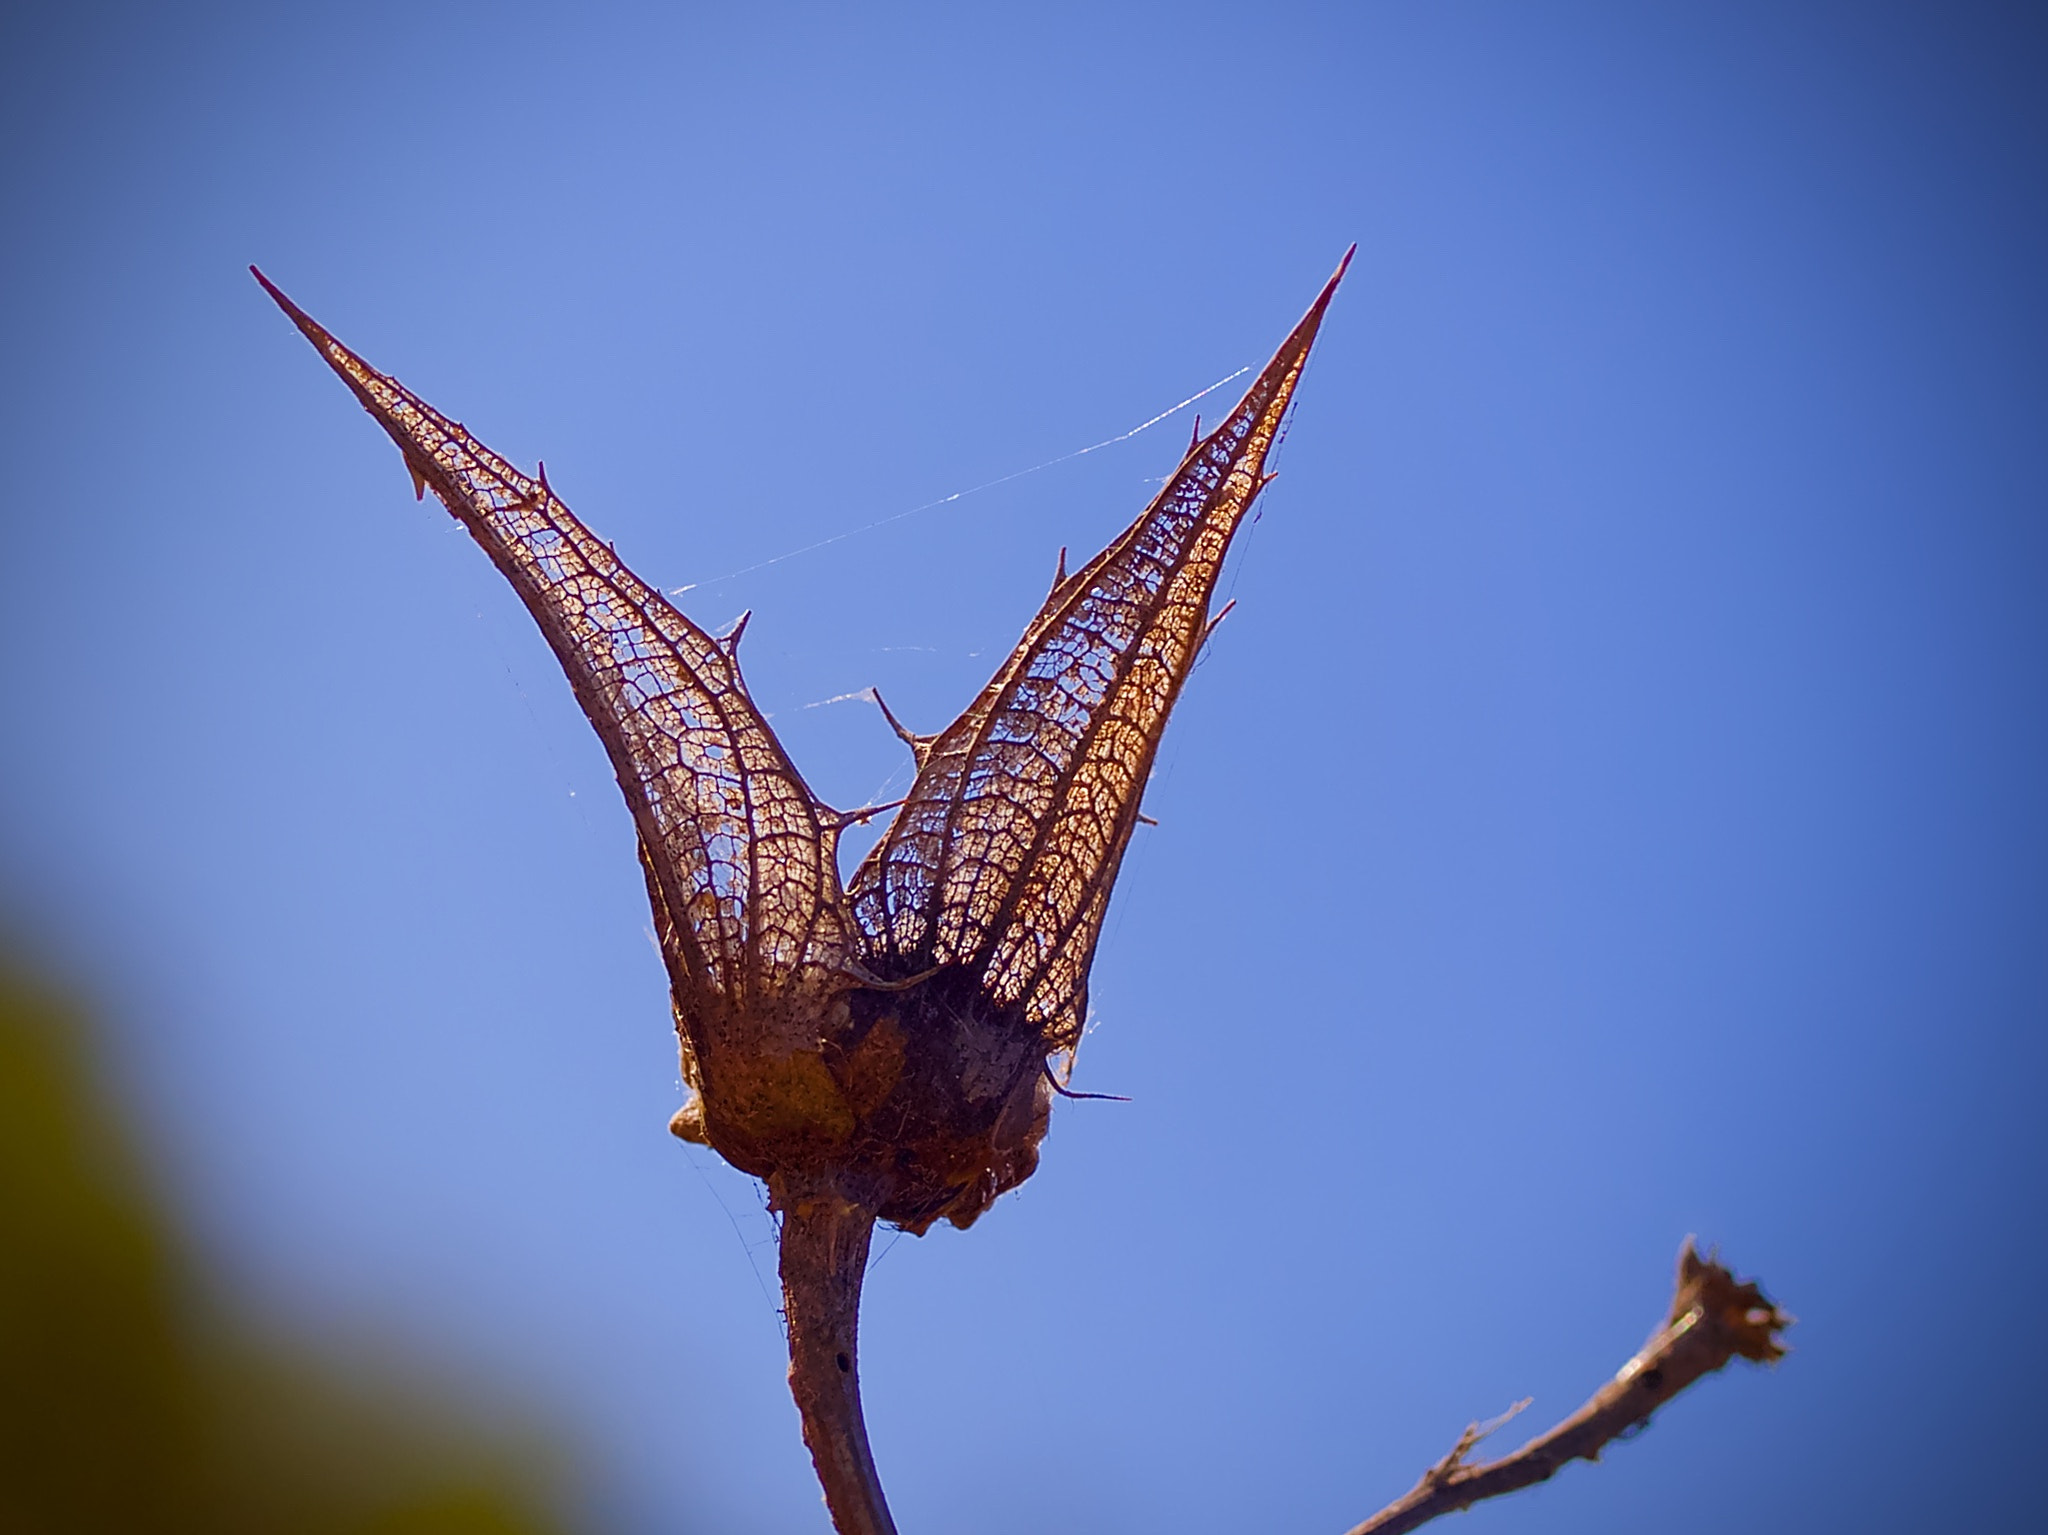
[836,1353,851,1374]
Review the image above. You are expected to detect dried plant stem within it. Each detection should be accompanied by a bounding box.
[1345,1241,1791,1535]
[253,267,1790,1535]
[773,1174,895,1535]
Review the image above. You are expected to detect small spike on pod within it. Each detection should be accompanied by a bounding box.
[720,609,753,656]
[868,688,927,755]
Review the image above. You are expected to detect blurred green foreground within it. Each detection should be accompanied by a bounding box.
[0,958,574,1535]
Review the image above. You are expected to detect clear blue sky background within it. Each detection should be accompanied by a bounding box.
[3,3,2043,1531]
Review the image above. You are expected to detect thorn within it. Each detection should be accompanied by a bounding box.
[1052,546,1068,590]
[869,688,926,754]
[249,265,316,332]
[1186,414,1202,456]
[1202,598,1237,645]
[407,461,428,501]
[1042,1061,1131,1102]
[537,459,555,498]
[720,609,753,654]
[820,796,908,832]
[1136,812,1159,827]
[1289,244,1355,341]
[1260,469,1280,488]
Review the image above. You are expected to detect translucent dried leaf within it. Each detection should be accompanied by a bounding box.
[846,250,1352,1045]
[253,270,852,1024]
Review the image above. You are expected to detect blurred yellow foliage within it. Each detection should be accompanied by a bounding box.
[0,958,573,1535]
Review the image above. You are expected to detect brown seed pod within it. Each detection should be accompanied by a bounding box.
[259,252,1349,1534]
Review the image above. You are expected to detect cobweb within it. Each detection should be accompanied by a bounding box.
[255,249,1350,1060]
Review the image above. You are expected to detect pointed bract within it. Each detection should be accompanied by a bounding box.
[845,251,1352,1044]
[251,268,852,1025]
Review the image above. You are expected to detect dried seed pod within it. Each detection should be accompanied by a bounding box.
[260,252,1348,1535]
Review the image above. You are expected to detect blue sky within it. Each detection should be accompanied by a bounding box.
[3,3,2043,1531]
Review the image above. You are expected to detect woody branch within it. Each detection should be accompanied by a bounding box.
[1344,1240,1791,1535]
